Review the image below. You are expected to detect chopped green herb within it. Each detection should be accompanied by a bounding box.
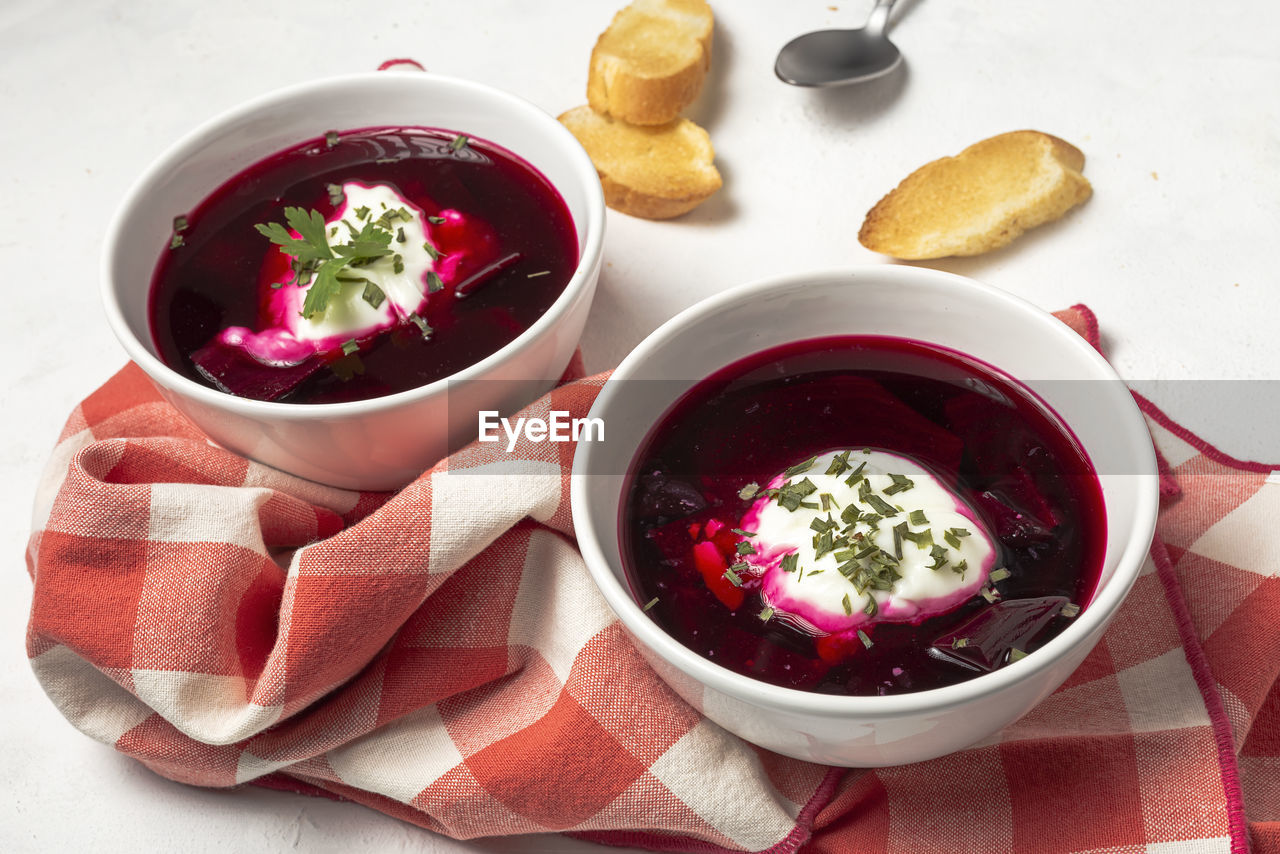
[329,353,363,381]
[428,215,447,225]
[980,586,1000,604]
[902,527,934,549]
[989,567,1011,583]
[393,254,405,274]
[361,281,386,309]
[169,232,184,249]
[780,553,799,573]
[642,596,659,612]
[858,629,873,649]
[927,544,949,571]
[844,461,868,487]
[426,271,444,293]
[341,338,359,356]
[172,215,189,233]
[450,134,469,152]
[842,594,853,615]
[953,559,968,577]
[825,450,852,476]
[354,205,371,221]
[810,515,837,534]
[396,227,406,244]
[775,477,818,512]
[883,473,915,495]
[736,541,757,556]
[422,240,442,261]
[1060,602,1081,618]
[731,528,757,538]
[738,482,760,500]
[908,508,928,526]
[325,130,339,148]
[863,493,899,517]
[723,566,743,587]
[758,606,774,622]
[527,270,551,278]
[943,529,962,548]
[863,597,878,617]
[951,637,970,650]
[783,456,817,478]
[1009,648,1028,663]
[408,313,433,339]
[326,183,345,206]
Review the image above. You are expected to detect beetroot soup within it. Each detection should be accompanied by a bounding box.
[149,127,578,404]
[621,336,1106,696]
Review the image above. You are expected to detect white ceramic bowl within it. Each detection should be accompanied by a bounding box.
[572,266,1158,766]
[103,71,604,491]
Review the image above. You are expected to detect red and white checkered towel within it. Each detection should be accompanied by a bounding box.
[24,307,1279,853]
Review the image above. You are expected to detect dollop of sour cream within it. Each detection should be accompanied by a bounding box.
[738,450,996,633]
[217,182,450,366]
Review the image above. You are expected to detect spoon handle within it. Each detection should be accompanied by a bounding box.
[865,0,897,36]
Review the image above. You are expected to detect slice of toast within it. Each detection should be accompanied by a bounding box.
[588,0,714,126]
[858,131,1092,259]
[559,105,722,219]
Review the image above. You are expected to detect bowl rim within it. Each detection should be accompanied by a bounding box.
[571,265,1160,718]
[100,70,606,420]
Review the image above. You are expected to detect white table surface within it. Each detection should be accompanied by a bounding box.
[4,1,1278,851]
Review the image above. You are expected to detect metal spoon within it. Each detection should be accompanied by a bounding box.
[775,0,901,87]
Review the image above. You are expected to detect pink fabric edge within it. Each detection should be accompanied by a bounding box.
[567,767,845,854]
[1067,303,1257,852]
[1150,536,1251,854]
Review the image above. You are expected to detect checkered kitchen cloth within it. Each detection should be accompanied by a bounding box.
[24,307,1279,853]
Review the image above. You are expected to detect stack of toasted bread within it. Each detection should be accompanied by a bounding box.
[560,0,722,219]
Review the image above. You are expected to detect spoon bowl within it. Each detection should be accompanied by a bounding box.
[776,0,902,87]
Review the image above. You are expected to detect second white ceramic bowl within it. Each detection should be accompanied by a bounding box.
[103,71,604,491]
[572,266,1158,766]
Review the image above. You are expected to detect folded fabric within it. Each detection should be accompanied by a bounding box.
[24,307,1279,853]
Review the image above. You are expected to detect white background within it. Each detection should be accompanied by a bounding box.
[4,0,1278,851]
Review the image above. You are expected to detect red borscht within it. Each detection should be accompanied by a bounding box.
[621,336,1106,696]
[149,127,578,404]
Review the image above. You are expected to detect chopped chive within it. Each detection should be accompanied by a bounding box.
[908,508,928,527]
[810,516,837,533]
[951,637,970,650]
[980,586,1000,604]
[783,456,817,478]
[354,205,371,220]
[736,541,757,556]
[883,473,915,495]
[864,493,898,517]
[426,271,444,293]
[422,240,441,260]
[1060,602,1081,618]
[450,134,469,151]
[844,461,867,487]
[842,594,853,615]
[989,567,1011,583]
[527,270,551,278]
[325,130,339,148]
[341,338,359,356]
[396,227,406,244]
[408,313,433,339]
[944,529,962,549]
[731,528,757,538]
[758,606,774,622]
[169,232,184,249]
[642,596,659,612]
[953,559,968,577]
[172,214,188,233]
[825,450,852,476]
[1009,648,1028,663]
[392,254,405,274]
[820,493,833,512]
[738,482,760,500]
[361,281,386,309]
[858,629,873,649]
[863,597,878,617]
[780,553,799,573]
[428,215,446,224]
[723,567,743,587]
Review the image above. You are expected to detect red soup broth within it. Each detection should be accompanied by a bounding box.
[149,126,578,404]
[620,336,1106,696]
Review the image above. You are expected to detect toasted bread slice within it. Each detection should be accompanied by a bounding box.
[859,131,1092,259]
[588,0,714,126]
[560,105,721,219]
